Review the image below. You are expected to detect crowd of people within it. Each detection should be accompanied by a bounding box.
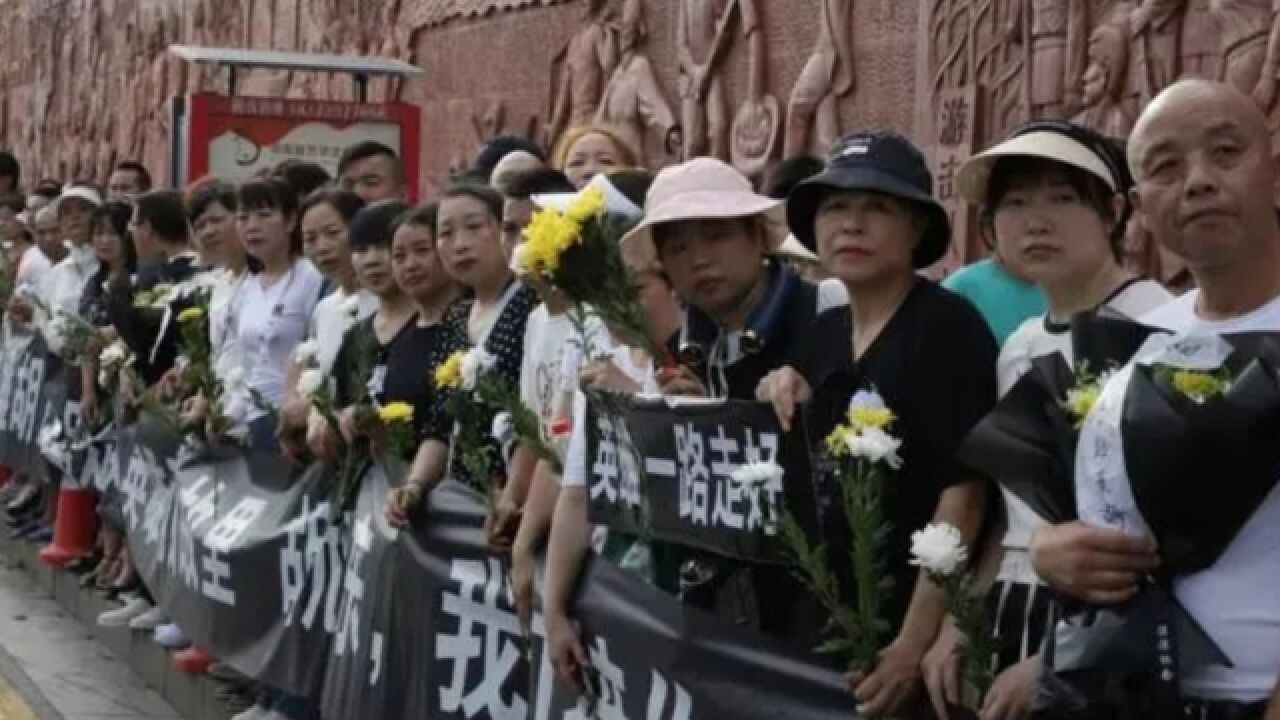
[0,76,1277,720]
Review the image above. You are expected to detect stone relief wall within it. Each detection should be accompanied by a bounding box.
[9,0,1269,261]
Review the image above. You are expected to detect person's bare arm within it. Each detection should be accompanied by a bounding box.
[512,460,562,629]
[853,480,987,717]
[544,485,592,688]
[386,438,450,526]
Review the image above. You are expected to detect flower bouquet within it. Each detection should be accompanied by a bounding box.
[773,389,901,673]
[514,185,663,361]
[1108,331,1280,574]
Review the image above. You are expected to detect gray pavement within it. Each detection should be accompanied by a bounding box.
[0,555,181,720]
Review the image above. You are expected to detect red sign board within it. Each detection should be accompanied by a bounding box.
[181,92,421,200]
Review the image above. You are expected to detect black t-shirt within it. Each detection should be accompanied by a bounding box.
[106,254,200,385]
[334,301,470,445]
[791,277,999,632]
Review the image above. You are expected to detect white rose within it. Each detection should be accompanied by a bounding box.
[294,339,320,364]
[297,368,325,399]
[460,347,496,390]
[730,461,784,490]
[909,522,968,577]
[342,295,362,317]
[845,426,902,468]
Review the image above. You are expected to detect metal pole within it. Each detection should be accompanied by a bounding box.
[356,73,369,103]
[227,65,238,97]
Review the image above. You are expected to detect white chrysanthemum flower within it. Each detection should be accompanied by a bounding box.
[909,522,968,577]
[730,460,785,490]
[460,347,496,391]
[491,411,514,443]
[844,426,902,468]
[848,389,887,412]
[297,368,325,399]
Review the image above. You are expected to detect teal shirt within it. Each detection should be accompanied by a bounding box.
[942,258,1047,346]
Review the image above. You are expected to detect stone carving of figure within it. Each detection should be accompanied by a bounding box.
[1128,0,1183,101]
[727,0,779,176]
[1240,0,1280,111]
[1008,0,1090,119]
[677,0,738,159]
[1180,0,1220,77]
[1073,20,1137,135]
[785,0,855,158]
[596,0,681,158]
[546,0,618,150]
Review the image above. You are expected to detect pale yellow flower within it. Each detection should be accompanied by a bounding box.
[434,351,466,390]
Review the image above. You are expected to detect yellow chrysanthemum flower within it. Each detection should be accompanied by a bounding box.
[825,423,854,458]
[565,186,606,224]
[521,207,582,274]
[177,306,205,324]
[848,405,894,430]
[378,401,415,425]
[1171,370,1228,402]
[1064,385,1101,426]
[434,351,466,390]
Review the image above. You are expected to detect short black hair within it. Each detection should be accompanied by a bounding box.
[440,182,504,223]
[114,161,152,192]
[274,159,332,199]
[0,152,19,187]
[135,190,189,244]
[300,187,365,226]
[982,155,1123,259]
[350,200,409,250]
[338,141,403,181]
[503,168,575,200]
[186,177,238,223]
[0,192,25,214]
[761,156,824,200]
[391,202,439,239]
[90,201,139,285]
[238,177,299,217]
[469,135,548,183]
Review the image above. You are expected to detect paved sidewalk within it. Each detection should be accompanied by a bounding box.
[0,555,180,720]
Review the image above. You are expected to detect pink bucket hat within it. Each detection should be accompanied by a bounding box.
[620,157,786,269]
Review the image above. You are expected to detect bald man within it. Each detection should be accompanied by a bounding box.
[1032,79,1280,719]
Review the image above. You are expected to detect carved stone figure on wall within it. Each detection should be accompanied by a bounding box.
[785,0,855,158]
[546,0,618,150]
[1128,0,1182,101]
[596,0,681,158]
[728,0,779,176]
[677,0,736,159]
[1179,0,1218,77]
[1242,0,1280,112]
[1073,20,1136,135]
[1009,0,1090,120]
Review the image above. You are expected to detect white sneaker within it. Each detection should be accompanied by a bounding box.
[98,595,152,628]
[128,605,168,631]
[230,706,269,720]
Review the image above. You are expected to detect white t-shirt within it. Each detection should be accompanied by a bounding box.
[519,306,607,433]
[15,246,51,290]
[561,338,660,489]
[37,245,99,355]
[994,279,1174,584]
[236,259,325,413]
[307,287,378,375]
[1076,288,1280,701]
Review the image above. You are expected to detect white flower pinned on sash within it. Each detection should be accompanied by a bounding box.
[730,460,785,489]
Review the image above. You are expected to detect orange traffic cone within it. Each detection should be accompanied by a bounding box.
[39,486,99,567]
[173,646,212,675]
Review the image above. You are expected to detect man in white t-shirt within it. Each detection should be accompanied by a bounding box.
[1031,79,1280,716]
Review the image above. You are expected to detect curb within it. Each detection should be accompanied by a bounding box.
[0,531,237,720]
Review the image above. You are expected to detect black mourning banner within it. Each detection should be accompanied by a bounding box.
[0,334,70,477]
[0,376,854,719]
[583,394,814,563]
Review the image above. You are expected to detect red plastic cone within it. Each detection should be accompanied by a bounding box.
[173,646,212,675]
[39,486,99,567]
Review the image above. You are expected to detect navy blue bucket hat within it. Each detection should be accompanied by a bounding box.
[786,131,951,268]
